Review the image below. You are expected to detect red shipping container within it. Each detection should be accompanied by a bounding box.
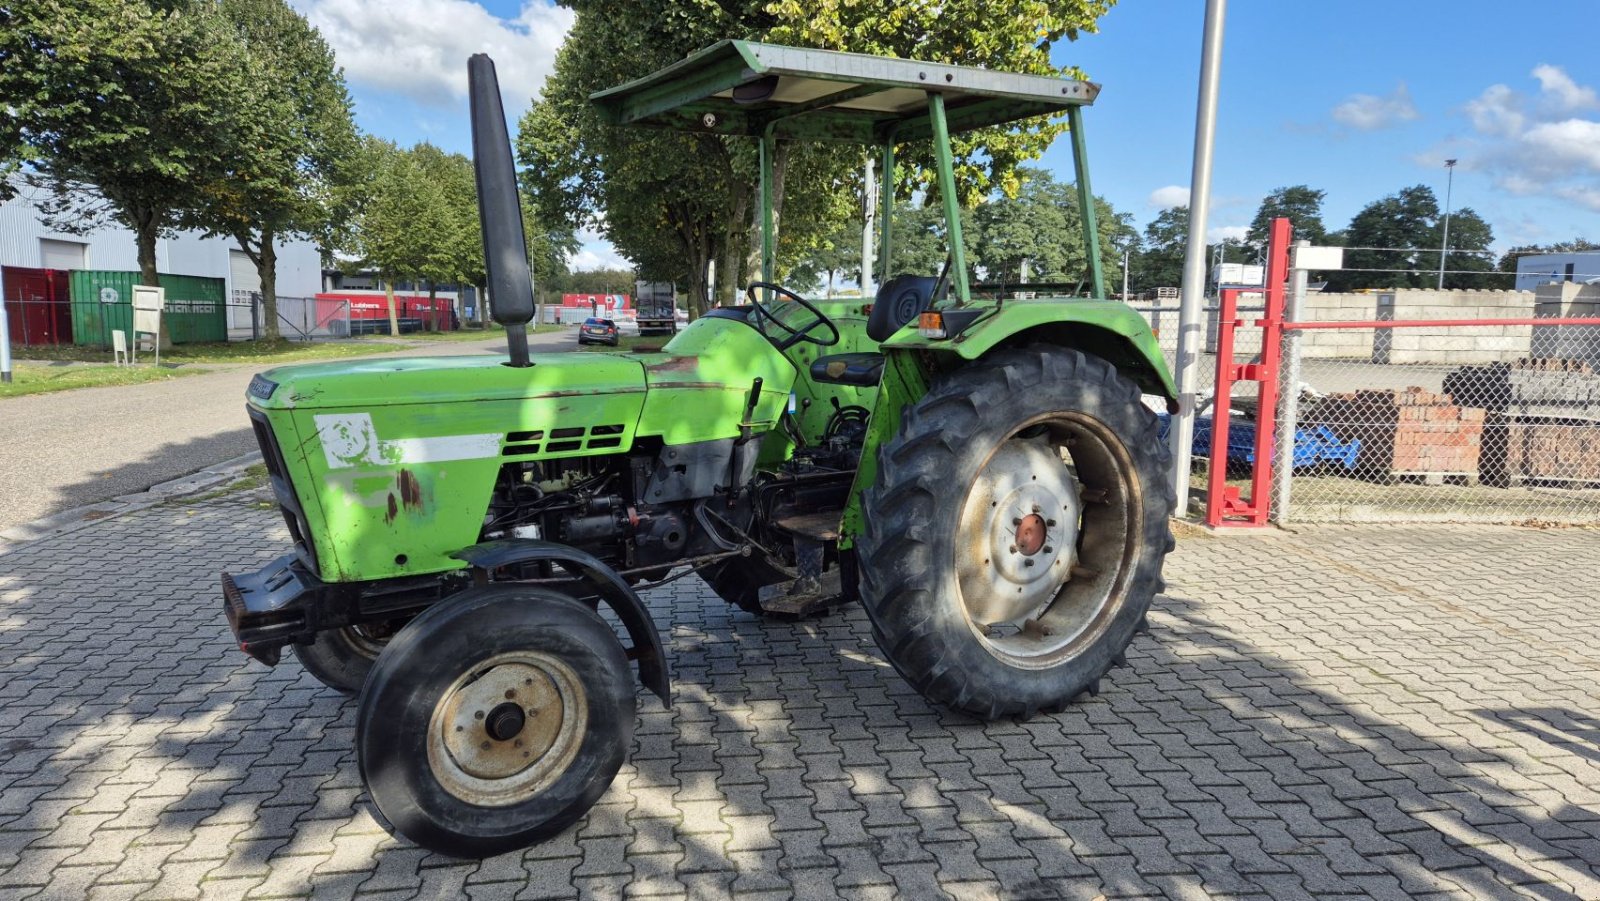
[3,266,73,346]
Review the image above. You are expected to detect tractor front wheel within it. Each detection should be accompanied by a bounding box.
[356,587,635,857]
[857,347,1174,719]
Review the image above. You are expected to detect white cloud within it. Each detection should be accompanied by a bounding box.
[569,229,631,271]
[1465,83,1524,138]
[294,0,575,106]
[1148,185,1189,209]
[1208,225,1249,243]
[1532,64,1599,113]
[1332,83,1419,131]
[1456,66,1600,211]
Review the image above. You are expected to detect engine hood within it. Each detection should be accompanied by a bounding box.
[247,353,647,410]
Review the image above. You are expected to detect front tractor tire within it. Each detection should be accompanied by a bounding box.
[857,347,1174,719]
[356,587,635,858]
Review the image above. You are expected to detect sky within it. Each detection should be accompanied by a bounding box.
[291,0,1600,270]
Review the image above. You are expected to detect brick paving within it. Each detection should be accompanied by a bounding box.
[2,489,1599,899]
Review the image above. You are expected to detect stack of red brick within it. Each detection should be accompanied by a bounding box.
[1444,358,1600,485]
[1310,388,1485,480]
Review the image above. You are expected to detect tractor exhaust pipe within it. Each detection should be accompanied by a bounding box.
[468,54,534,367]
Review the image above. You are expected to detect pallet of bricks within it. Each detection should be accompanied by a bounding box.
[1308,388,1485,485]
[1444,358,1600,488]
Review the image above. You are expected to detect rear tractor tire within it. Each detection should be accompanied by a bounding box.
[292,621,400,695]
[856,346,1174,719]
[356,587,635,857]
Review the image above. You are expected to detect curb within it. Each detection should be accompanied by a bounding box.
[0,452,265,549]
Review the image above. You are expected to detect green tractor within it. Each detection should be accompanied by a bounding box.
[223,43,1176,857]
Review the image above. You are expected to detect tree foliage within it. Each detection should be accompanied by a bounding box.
[192,0,358,338]
[518,0,1117,316]
[970,167,1134,288]
[1245,185,1328,258]
[1327,185,1495,291]
[1,0,255,285]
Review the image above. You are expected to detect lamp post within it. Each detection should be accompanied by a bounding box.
[1437,158,1457,289]
[1169,0,1228,511]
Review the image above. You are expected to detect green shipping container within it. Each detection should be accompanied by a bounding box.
[69,271,228,347]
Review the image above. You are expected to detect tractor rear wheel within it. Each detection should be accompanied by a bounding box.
[292,621,399,695]
[857,347,1174,719]
[356,587,634,857]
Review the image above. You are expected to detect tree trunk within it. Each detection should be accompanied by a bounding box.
[477,283,488,325]
[427,282,439,332]
[258,227,279,341]
[385,280,400,336]
[135,225,160,287]
[719,186,750,307]
[133,218,173,350]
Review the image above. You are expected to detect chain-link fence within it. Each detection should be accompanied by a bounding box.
[1169,279,1600,525]
[1269,318,1600,524]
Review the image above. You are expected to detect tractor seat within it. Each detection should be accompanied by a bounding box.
[809,352,884,387]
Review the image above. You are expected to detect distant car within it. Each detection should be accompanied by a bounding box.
[577,316,619,346]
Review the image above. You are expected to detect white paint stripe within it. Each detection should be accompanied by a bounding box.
[385,434,503,464]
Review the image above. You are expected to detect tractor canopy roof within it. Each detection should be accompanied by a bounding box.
[588,40,1099,144]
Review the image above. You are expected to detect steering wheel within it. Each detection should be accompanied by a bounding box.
[744,281,841,349]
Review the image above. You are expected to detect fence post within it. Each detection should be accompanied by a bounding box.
[0,268,12,383]
[1273,239,1310,524]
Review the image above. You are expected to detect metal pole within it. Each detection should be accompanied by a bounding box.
[1066,105,1105,300]
[1169,0,1228,513]
[861,152,876,298]
[759,127,776,285]
[0,267,12,383]
[927,93,971,305]
[1437,159,1457,289]
[1274,239,1310,523]
[1122,250,1130,301]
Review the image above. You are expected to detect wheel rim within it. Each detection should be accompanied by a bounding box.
[342,623,395,660]
[953,413,1142,666]
[425,651,588,807]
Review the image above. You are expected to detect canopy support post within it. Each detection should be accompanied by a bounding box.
[926,93,970,306]
[1067,105,1105,299]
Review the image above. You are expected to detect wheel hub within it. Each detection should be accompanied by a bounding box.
[1015,513,1047,556]
[956,439,1082,627]
[427,653,587,805]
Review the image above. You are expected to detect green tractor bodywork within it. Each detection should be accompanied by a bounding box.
[247,301,877,583]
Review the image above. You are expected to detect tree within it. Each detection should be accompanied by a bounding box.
[194,0,358,339]
[1130,206,1189,291]
[519,0,1118,316]
[1245,185,1328,258]
[788,218,864,296]
[355,142,452,334]
[1,1,254,287]
[1328,185,1495,291]
[972,167,1135,290]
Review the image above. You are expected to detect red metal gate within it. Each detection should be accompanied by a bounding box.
[3,266,73,346]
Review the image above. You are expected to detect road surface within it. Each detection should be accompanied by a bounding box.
[0,330,576,533]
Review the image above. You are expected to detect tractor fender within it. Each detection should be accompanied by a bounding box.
[883,299,1178,405]
[451,539,670,705]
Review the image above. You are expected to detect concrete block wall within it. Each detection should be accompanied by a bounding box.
[1377,290,1536,364]
[1532,282,1600,367]
[1294,289,1539,364]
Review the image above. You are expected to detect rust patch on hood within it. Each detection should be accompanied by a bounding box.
[397,469,423,511]
[644,355,698,373]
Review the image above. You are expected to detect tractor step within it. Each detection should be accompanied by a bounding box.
[771,511,842,542]
[757,569,850,617]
